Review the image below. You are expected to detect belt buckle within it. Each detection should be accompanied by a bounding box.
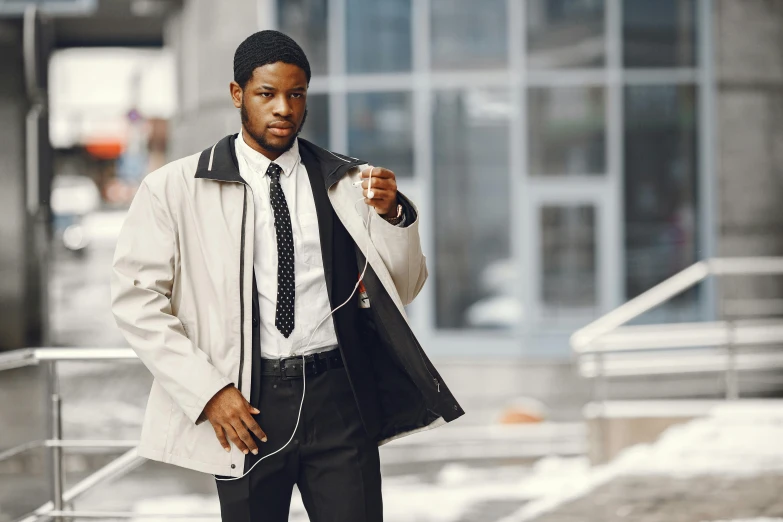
[280,359,301,380]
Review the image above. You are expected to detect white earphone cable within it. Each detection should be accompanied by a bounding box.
[215,166,377,481]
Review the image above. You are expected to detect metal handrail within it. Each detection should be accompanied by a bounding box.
[571,260,711,352]
[570,257,783,398]
[13,449,148,522]
[569,256,783,464]
[1,348,149,521]
[572,257,783,353]
[583,319,783,352]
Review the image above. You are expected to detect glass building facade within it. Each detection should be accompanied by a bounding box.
[276,0,712,357]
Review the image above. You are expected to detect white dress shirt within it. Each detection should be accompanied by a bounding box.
[235,130,339,359]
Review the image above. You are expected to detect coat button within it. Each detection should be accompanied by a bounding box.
[230,464,236,469]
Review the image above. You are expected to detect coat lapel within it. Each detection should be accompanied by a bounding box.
[327,169,410,319]
[297,139,404,317]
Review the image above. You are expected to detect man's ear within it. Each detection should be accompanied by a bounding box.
[230,81,243,109]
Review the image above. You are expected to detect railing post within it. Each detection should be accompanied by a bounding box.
[725,320,739,400]
[716,270,739,400]
[48,360,64,514]
[592,350,608,464]
[594,351,608,403]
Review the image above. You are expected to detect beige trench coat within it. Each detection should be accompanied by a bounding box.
[110,138,427,477]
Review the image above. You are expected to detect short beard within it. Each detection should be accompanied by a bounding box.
[240,102,308,154]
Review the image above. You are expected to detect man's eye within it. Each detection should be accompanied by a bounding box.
[291,93,303,99]
[261,93,273,98]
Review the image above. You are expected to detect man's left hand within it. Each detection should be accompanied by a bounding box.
[361,166,398,217]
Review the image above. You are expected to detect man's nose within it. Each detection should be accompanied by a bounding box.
[273,95,293,117]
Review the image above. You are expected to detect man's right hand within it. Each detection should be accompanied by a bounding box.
[203,385,267,455]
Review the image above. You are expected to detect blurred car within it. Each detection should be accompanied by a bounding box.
[51,174,101,255]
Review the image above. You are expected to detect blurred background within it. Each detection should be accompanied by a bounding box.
[2,0,783,521]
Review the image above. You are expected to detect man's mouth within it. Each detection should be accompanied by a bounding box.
[268,122,295,137]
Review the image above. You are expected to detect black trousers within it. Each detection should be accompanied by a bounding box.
[214,362,383,522]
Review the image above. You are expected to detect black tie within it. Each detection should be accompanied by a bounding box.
[267,162,295,338]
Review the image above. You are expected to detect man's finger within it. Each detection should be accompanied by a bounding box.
[242,415,268,443]
[363,188,394,200]
[361,178,395,190]
[364,199,396,217]
[231,420,258,455]
[361,167,394,179]
[213,425,230,453]
[224,424,250,455]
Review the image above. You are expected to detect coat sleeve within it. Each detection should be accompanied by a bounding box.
[110,180,233,425]
[366,189,428,306]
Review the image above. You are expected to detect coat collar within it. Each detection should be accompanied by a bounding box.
[236,128,300,179]
[195,134,366,189]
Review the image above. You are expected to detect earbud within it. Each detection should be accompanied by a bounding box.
[367,167,374,199]
[352,166,374,199]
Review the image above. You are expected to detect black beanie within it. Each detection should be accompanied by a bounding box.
[233,30,311,88]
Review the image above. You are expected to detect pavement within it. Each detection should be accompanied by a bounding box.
[523,474,783,522]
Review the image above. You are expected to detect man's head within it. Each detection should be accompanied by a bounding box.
[231,30,311,160]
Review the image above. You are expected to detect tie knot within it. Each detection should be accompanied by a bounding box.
[266,162,282,182]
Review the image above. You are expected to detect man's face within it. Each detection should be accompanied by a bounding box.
[231,62,308,159]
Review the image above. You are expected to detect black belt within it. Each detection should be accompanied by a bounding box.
[260,347,343,380]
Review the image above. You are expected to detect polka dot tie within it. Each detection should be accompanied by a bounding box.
[267,162,295,338]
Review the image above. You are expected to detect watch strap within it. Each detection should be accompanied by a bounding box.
[381,203,404,225]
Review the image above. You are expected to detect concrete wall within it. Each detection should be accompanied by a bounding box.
[165,0,269,160]
[715,0,783,306]
[0,21,28,350]
[0,19,50,351]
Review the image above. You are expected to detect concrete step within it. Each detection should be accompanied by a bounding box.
[381,422,587,465]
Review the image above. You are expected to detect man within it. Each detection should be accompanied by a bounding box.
[110,30,463,521]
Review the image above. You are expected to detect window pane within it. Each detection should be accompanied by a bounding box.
[277,0,329,76]
[527,0,605,69]
[624,85,699,321]
[299,94,330,148]
[541,205,597,318]
[430,0,507,70]
[347,92,413,178]
[528,86,606,176]
[346,0,411,73]
[623,0,697,68]
[433,89,514,329]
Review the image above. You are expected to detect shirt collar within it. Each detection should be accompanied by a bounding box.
[236,128,299,178]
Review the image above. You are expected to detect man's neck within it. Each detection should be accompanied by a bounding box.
[240,127,284,162]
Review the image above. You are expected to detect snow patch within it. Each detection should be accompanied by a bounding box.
[504,400,783,521]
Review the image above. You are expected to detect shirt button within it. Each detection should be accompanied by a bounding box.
[230,464,236,469]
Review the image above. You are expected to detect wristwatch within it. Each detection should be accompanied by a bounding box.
[381,203,404,225]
